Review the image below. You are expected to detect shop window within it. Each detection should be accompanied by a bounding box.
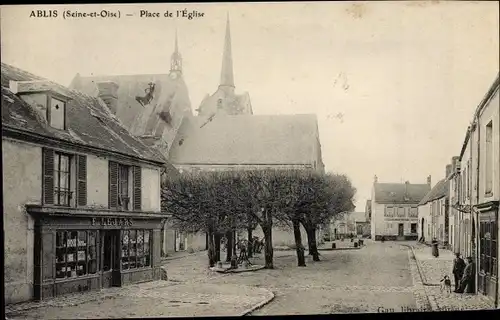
[56,230,98,279]
[121,229,151,270]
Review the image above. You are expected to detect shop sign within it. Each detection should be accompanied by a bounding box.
[91,217,133,227]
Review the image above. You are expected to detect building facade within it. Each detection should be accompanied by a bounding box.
[447,156,461,252]
[470,74,499,306]
[444,73,499,306]
[417,170,451,246]
[370,176,430,241]
[2,63,169,303]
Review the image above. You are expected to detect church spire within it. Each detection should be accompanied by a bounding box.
[170,29,182,74]
[174,28,179,54]
[219,13,234,88]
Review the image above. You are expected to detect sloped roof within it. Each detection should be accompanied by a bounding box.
[168,114,320,165]
[418,179,448,206]
[373,182,430,204]
[69,73,192,134]
[1,63,166,164]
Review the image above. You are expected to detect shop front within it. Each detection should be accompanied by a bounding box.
[28,205,165,301]
[476,201,499,307]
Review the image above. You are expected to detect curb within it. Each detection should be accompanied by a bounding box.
[214,265,266,274]
[241,291,276,316]
[161,250,207,262]
[318,246,364,251]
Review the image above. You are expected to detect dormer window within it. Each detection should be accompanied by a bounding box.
[49,97,66,130]
[9,80,70,131]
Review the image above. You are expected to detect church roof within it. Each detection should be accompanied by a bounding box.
[70,73,190,130]
[373,182,430,204]
[1,63,166,164]
[418,179,448,206]
[168,114,320,165]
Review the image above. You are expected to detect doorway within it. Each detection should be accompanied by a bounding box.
[101,230,121,288]
[398,223,404,237]
[421,218,424,239]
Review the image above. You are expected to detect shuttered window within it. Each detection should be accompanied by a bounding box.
[43,148,55,205]
[109,161,139,211]
[109,161,119,209]
[133,166,142,211]
[76,155,87,206]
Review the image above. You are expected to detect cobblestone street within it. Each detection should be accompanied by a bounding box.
[165,240,418,315]
[5,274,273,319]
[6,241,497,318]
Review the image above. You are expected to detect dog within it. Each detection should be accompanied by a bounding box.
[440,275,452,293]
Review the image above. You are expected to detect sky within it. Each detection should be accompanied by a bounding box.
[2,2,499,211]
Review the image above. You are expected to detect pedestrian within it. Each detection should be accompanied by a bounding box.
[431,238,439,257]
[455,256,475,293]
[452,253,466,292]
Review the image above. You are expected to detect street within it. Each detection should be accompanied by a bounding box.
[7,241,494,319]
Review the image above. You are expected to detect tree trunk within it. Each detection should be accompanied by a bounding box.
[263,227,274,269]
[214,233,221,262]
[307,227,320,261]
[225,231,233,262]
[262,208,274,269]
[293,220,306,267]
[207,228,216,267]
[233,230,237,255]
[247,227,253,258]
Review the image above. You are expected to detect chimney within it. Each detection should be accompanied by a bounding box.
[374,175,378,183]
[452,156,460,174]
[96,81,119,115]
[427,175,432,186]
[404,181,410,200]
[445,164,452,179]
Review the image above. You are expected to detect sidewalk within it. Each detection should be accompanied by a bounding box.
[409,243,495,311]
[5,280,274,319]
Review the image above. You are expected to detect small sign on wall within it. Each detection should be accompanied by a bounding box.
[91,217,133,227]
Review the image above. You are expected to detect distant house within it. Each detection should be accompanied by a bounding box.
[370,176,430,241]
[330,211,369,239]
[417,168,451,246]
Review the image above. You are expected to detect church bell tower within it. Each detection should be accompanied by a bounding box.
[170,30,182,78]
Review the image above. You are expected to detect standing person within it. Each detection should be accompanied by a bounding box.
[452,253,466,292]
[455,257,475,293]
[431,238,439,257]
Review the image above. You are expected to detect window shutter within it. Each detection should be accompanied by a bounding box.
[42,148,55,205]
[133,166,142,211]
[108,161,119,209]
[76,155,87,206]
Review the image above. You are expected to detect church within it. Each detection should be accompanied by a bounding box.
[70,15,325,253]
